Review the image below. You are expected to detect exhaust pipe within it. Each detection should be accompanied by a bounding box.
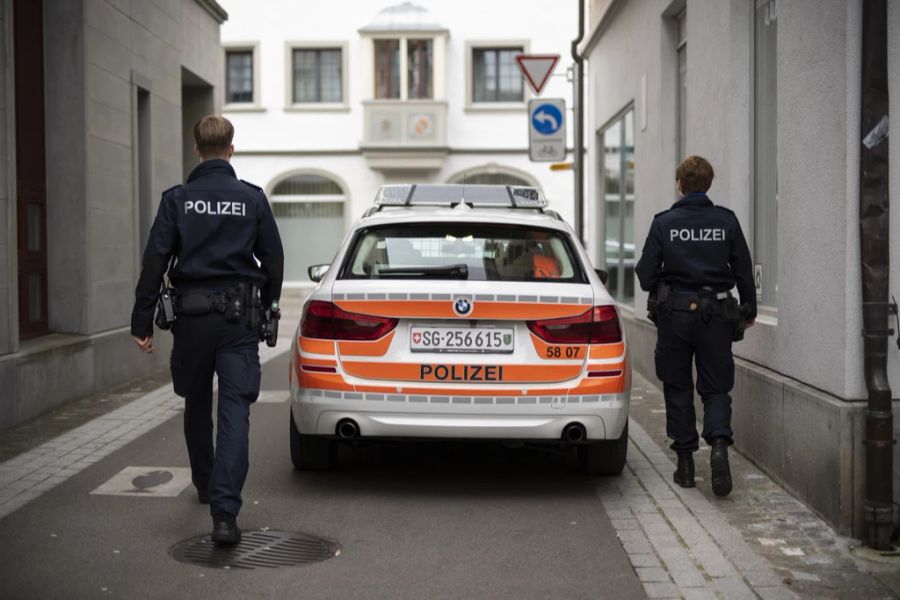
[562,423,586,443]
[336,419,360,439]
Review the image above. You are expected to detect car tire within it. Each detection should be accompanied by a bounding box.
[290,409,337,470]
[579,421,628,475]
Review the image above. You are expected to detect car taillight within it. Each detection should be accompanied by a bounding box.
[300,300,398,341]
[527,305,622,344]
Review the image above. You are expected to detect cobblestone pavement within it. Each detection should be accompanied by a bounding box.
[0,291,898,598]
[623,373,900,599]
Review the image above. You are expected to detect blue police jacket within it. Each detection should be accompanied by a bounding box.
[635,192,757,320]
[130,159,284,337]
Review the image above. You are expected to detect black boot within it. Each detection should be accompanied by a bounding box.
[673,452,695,488]
[211,514,241,546]
[710,438,732,497]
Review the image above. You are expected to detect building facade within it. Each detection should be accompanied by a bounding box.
[583,0,900,536]
[218,0,578,284]
[0,0,227,431]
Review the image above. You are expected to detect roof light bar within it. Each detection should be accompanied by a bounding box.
[372,184,548,209]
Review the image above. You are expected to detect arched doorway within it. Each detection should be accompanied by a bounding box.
[447,165,539,187]
[269,172,347,282]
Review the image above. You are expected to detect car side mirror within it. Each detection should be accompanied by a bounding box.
[595,269,609,285]
[308,264,330,283]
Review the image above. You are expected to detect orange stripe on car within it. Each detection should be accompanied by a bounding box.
[334,300,590,320]
[297,371,354,391]
[299,337,335,355]
[340,361,582,383]
[588,342,626,359]
[337,331,395,357]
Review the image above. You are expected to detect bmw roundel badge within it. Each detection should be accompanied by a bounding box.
[453,297,473,316]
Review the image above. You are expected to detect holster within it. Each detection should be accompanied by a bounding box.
[654,283,672,321]
[732,303,752,342]
[154,287,176,330]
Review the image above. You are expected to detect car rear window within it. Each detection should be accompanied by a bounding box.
[340,223,586,282]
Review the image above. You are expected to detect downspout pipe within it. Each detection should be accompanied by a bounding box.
[571,0,585,244]
[859,0,895,551]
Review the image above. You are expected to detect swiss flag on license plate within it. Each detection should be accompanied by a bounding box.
[412,332,422,344]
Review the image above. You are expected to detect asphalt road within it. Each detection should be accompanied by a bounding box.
[0,350,645,600]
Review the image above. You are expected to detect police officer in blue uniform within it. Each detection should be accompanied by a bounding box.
[130,115,284,544]
[635,156,756,497]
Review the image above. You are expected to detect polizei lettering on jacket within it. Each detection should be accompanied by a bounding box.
[420,364,504,382]
[669,228,726,242]
[184,199,247,216]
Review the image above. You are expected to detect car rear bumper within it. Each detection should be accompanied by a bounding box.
[291,386,629,441]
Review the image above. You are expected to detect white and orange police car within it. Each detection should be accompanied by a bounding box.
[289,184,630,474]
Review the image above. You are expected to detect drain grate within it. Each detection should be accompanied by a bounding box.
[171,530,340,570]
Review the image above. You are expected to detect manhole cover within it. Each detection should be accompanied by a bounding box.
[171,531,340,570]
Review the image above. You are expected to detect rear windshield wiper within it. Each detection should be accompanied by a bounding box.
[375,263,469,279]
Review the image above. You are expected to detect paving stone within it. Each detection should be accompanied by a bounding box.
[680,588,717,600]
[642,582,680,598]
[628,554,662,568]
[636,567,670,583]
[712,576,756,599]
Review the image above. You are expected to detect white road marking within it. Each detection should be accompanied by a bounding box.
[90,466,192,498]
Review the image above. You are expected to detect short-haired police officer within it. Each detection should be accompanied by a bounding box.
[635,156,756,497]
[130,115,284,544]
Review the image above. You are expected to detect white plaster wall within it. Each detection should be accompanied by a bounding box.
[584,0,674,304]
[585,0,900,401]
[219,0,578,224]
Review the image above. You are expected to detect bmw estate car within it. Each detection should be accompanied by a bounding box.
[289,184,630,474]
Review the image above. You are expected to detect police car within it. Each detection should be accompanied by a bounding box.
[289,184,630,474]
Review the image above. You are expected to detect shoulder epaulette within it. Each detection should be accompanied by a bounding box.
[240,179,264,193]
[162,184,182,196]
[713,205,736,215]
[653,208,671,218]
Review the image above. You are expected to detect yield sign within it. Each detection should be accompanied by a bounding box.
[515,54,560,95]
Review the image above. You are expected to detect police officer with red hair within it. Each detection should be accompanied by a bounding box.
[636,155,755,497]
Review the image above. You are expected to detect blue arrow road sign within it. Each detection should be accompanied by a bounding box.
[531,103,563,135]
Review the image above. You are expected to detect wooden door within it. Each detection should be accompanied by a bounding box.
[14,0,49,338]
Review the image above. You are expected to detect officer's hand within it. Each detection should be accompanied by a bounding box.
[745,319,755,329]
[133,336,154,353]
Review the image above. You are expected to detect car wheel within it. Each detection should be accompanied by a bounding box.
[579,421,628,475]
[290,409,337,470]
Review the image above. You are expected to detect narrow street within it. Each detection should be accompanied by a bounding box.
[0,298,895,599]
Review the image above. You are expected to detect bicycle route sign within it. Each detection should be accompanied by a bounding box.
[528,98,566,162]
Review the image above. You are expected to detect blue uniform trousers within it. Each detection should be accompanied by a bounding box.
[654,306,734,452]
[170,312,260,518]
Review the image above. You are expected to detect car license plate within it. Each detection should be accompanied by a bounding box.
[410,327,514,354]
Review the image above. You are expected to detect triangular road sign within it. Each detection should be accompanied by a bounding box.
[516,54,560,95]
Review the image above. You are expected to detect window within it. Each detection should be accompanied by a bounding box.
[226,50,254,104]
[599,109,635,305]
[341,224,584,283]
[473,47,524,103]
[374,39,400,99]
[407,40,433,99]
[676,10,687,162]
[450,172,532,186]
[754,0,777,306]
[292,48,342,103]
